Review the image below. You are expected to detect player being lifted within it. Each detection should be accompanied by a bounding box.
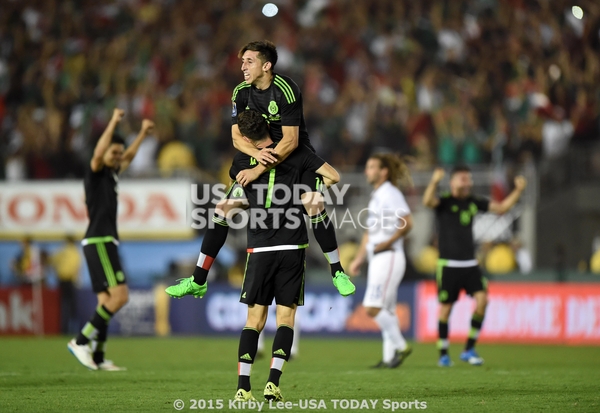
[68,109,154,371]
[228,110,341,401]
[166,40,354,299]
[422,166,526,366]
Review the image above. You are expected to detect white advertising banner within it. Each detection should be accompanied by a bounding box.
[0,180,193,239]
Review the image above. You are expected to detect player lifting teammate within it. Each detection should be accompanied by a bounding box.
[166,40,354,299]
[423,166,526,366]
[228,110,341,402]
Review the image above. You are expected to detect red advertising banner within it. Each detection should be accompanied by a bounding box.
[416,281,600,345]
[0,287,60,335]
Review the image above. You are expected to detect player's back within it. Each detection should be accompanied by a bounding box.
[229,144,324,250]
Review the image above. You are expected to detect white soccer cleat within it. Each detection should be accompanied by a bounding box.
[67,339,98,370]
[97,359,127,371]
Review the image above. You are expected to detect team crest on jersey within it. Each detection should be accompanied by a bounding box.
[232,187,244,198]
[268,100,278,115]
[232,102,237,117]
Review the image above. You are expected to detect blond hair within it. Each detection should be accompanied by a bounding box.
[369,153,413,188]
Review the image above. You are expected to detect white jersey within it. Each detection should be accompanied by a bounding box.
[366,181,410,255]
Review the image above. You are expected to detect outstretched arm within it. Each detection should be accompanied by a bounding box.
[119,119,155,174]
[91,109,124,172]
[423,167,445,209]
[488,176,527,214]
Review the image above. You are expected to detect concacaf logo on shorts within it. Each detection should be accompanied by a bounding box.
[232,102,237,117]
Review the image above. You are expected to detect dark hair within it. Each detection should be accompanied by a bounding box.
[111,134,125,146]
[369,153,413,188]
[450,165,471,177]
[238,110,269,141]
[238,40,278,69]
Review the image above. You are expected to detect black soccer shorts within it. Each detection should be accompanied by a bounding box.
[240,249,306,307]
[436,262,487,304]
[83,237,127,293]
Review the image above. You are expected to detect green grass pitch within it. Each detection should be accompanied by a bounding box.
[1,337,599,412]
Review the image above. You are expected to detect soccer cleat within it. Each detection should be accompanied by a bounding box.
[460,349,484,366]
[388,345,413,368]
[97,359,127,371]
[332,271,356,296]
[370,360,387,369]
[165,276,207,299]
[234,389,257,402]
[264,381,284,402]
[67,339,98,370]
[438,354,454,367]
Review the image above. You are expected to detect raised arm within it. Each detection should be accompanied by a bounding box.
[119,119,155,174]
[423,167,445,209]
[91,109,124,172]
[488,176,527,214]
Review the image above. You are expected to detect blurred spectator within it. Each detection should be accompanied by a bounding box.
[484,242,517,274]
[0,0,597,179]
[511,238,533,274]
[51,235,81,334]
[414,238,439,275]
[11,236,42,284]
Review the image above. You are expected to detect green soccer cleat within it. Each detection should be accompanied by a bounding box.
[165,276,207,299]
[264,382,284,402]
[332,271,356,296]
[388,345,413,368]
[234,389,257,402]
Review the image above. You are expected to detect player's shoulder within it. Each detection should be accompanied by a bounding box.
[231,81,250,101]
[273,73,299,104]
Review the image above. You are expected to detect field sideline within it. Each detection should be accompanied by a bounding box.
[1,337,598,412]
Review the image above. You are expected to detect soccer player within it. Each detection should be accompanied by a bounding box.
[422,166,526,366]
[68,109,154,371]
[349,154,413,368]
[165,40,354,300]
[227,110,341,402]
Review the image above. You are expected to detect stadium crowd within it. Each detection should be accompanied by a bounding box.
[0,0,599,180]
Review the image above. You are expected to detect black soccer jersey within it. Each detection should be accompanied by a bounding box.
[231,73,314,151]
[435,193,489,261]
[229,144,325,250]
[84,165,119,240]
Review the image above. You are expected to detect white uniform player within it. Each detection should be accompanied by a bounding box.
[350,154,413,368]
[363,181,410,312]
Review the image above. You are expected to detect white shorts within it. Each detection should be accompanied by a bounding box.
[363,250,406,312]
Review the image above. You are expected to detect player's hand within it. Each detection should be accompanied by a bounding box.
[112,108,125,123]
[349,258,363,277]
[141,119,155,134]
[236,168,261,187]
[373,241,393,254]
[431,167,445,184]
[514,175,527,191]
[256,148,278,165]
